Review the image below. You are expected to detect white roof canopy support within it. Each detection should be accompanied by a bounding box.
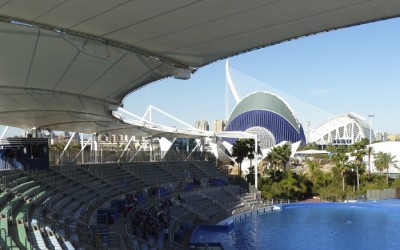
[129,138,150,162]
[159,137,173,160]
[119,135,135,162]
[118,108,147,123]
[56,132,76,165]
[215,131,257,140]
[73,134,94,163]
[92,135,98,151]
[147,105,196,129]
[142,106,152,123]
[0,126,8,140]
[186,139,202,161]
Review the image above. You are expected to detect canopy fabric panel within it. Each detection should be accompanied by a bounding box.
[0,0,399,134]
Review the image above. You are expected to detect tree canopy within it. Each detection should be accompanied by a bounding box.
[231,138,256,176]
[374,151,398,184]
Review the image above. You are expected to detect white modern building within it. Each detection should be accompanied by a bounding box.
[375,131,388,142]
[310,113,375,146]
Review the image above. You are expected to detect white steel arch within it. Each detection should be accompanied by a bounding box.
[310,113,374,145]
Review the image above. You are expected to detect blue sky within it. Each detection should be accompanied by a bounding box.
[1,17,400,137]
[125,17,400,133]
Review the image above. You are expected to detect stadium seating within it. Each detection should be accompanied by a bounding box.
[0,160,243,249]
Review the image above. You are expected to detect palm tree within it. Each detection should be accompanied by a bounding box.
[350,142,367,191]
[332,149,349,191]
[374,151,398,184]
[231,139,249,177]
[367,146,374,176]
[306,159,320,182]
[266,147,281,181]
[374,152,385,175]
[266,144,291,181]
[280,144,292,173]
[245,138,255,171]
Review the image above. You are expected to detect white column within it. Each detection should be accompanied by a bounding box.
[94,134,98,163]
[81,133,84,164]
[150,137,153,162]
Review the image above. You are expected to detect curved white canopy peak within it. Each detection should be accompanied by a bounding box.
[0,0,399,133]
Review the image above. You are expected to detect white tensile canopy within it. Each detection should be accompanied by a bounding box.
[0,0,399,135]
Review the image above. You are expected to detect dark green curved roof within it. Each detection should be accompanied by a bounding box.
[228,92,300,131]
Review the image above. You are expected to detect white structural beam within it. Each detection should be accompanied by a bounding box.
[129,138,150,162]
[142,106,152,122]
[186,139,201,161]
[73,134,94,163]
[81,133,84,164]
[0,126,9,140]
[117,108,148,122]
[56,132,76,165]
[119,136,135,162]
[149,105,195,129]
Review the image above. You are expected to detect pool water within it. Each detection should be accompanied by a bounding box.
[191,200,400,250]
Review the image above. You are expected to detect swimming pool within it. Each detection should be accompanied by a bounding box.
[190,200,400,250]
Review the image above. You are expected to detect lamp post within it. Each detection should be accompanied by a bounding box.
[368,114,375,145]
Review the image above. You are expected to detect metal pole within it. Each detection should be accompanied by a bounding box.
[81,133,84,164]
[368,114,374,145]
[93,134,98,163]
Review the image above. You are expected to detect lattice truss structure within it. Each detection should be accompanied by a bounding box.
[310,113,374,145]
[245,126,276,149]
